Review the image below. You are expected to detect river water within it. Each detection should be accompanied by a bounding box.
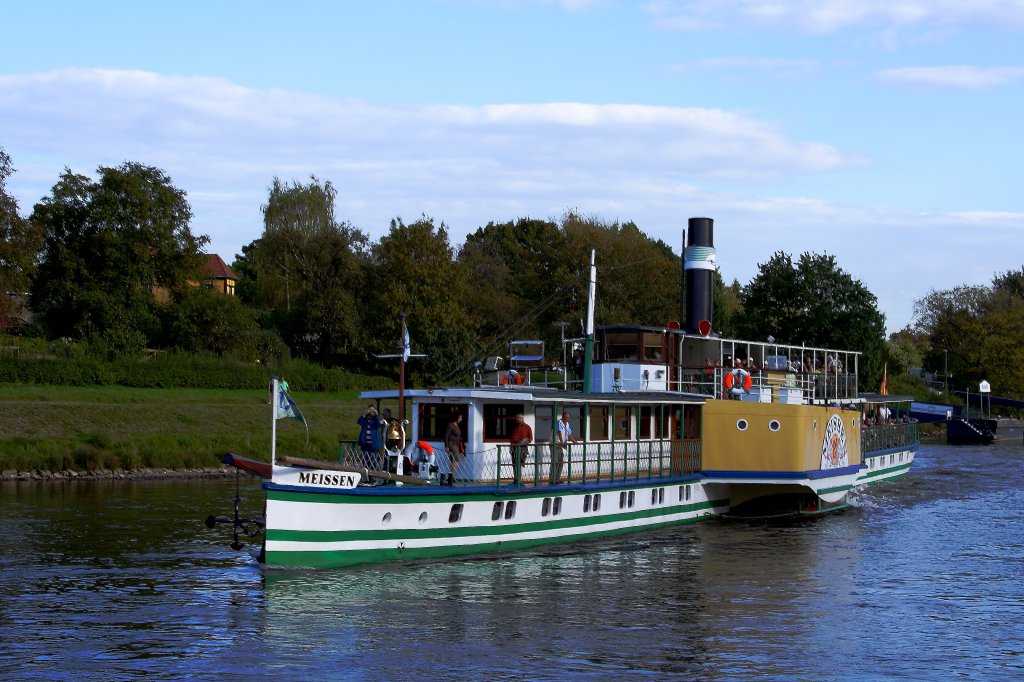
[1,435,1022,680]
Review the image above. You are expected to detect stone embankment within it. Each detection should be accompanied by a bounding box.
[0,467,240,482]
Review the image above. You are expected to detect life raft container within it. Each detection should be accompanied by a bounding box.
[723,367,752,396]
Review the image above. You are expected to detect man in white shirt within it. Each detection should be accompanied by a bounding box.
[552,411,579,483]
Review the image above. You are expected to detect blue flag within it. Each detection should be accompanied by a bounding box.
[275,383,309,442]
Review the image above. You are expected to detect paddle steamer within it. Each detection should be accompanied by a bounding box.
[213,217,919,568]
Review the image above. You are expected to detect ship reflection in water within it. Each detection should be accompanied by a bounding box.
[1,434,1022,679]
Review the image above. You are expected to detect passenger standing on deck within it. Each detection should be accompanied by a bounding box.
[509,412,533,484]
[572,348,584,388]
[445,413,465,485]
[357,405,386,471]
[551,411,578,484]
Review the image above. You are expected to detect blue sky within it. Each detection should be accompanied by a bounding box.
[2,0,1023,334]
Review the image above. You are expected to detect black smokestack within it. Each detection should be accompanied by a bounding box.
[683,217,715,335]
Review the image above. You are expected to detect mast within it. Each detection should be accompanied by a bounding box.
[399,313,408,425]
[270,377,278,467]
[583,249,596,393]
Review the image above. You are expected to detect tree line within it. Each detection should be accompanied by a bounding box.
[9,145,1013,393]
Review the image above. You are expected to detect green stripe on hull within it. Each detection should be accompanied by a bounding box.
[266,498,726,543]
[265,514,712,569]
[858,463,912,485]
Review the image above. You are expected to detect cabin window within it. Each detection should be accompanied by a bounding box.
[542,497,551,517]
[651,488,658,505]
[604,332,639,361]
[553,497,562,516]
[483,404,523,441]
[619,491,627,509]
[659,487,665,504]
[418,404,450,440]
[614,406,632,440]
[504,500,517,520]
[492,501,503,521]
[642,333,664,362]
[628,490,635,508]
[686,485,691,501]
[418,512,428,524]
[449,504,464,523]
[593,494,602,512]
[678,486,685,502]
[590,406,610,440]
[640,406,653,439]
[382,512,392,525]
[584,494,591,513]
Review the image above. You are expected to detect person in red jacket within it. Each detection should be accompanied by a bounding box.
[509,412,533,485]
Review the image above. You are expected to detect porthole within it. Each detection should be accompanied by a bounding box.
[628,490,635,508]
[768,419,781,432]
[619,491,627,509]
[678,485,684,502]
[658,487,665,504]
[651,489,658,505]
[504,501,517,519]
[542,497,551,517]
[418,511,428,525]
[584,494,592,513]
[736,419,749,431]
[492,501,503,521]
[449,504,464,523]
[553,497,562,516]
[593,494,601,512]
[685,485,691,501]
[382,512,392,525]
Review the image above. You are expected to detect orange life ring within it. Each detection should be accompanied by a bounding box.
[501,371,523,385]
[723,368,752,395]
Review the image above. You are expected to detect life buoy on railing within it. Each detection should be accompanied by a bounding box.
[501,370,523,385]
[723,368,752,396]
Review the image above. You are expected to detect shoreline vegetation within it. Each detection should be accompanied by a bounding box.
[0,383,398,481]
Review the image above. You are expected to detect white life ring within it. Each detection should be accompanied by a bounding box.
[723,368,752,396]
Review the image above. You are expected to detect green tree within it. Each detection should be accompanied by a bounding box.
[368,216,475,384]
[739,251,886,385]
[249,177,368,362]
[0,146,44,326]
[560,212,681,329]
[459,217,569,353]
[161,286,261,356]
[29,163,207,345]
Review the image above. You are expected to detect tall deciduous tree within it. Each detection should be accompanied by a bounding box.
[739,251,886,385]
[0,146,44,326]
[30,163,206,345]
[251,177,367,362]
[368,216,475,384]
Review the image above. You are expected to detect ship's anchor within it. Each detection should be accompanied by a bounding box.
[205,469,265,551]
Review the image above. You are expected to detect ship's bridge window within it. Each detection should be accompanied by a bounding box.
[603,332,640,362]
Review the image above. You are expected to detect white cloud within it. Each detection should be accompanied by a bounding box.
[673,58,822,80]
[876,65,1024,88]
[2,67,1022,334]
[644,0,1024,36]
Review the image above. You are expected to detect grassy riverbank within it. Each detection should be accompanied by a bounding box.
[0,384,394,475]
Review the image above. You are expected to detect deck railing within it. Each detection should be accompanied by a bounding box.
[336,438,701,488]
[861,420,919,453]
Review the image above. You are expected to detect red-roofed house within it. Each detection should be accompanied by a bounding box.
[201,254,238,295]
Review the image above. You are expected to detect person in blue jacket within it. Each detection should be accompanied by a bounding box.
[357,404,387,471]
